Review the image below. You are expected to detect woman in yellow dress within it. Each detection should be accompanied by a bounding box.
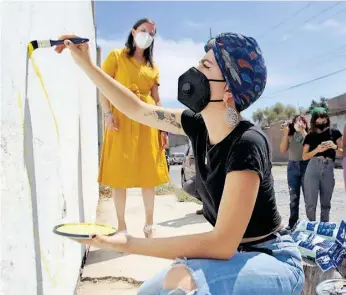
[98,18,169,238]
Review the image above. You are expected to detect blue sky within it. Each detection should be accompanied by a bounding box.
[95,1,346,120]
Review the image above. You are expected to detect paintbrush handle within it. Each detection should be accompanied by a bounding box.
[51,38,89,46]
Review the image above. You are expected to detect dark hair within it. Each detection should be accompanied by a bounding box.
[310,110,330,133]
[125,18,156,68]
[288,115,309,136]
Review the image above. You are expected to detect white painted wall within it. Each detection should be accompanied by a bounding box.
[1,2,99,295]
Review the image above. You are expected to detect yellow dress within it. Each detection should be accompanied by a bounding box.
[98,48,169,188]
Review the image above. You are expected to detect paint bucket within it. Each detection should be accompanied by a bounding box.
[316,279,346,295]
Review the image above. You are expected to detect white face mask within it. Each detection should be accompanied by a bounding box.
[134,32,154,50]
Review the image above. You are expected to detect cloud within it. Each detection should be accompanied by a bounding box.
[97,36,205,102]
[97,35,293,104]
[302,19,346,35]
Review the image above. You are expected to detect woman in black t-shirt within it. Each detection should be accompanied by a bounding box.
[56,33,304,295]
[302,108,343,222]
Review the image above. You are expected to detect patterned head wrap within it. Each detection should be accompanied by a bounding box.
[204,33,267,112]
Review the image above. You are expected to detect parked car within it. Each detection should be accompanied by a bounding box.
[169,153,185,165]
[181,143,196,187]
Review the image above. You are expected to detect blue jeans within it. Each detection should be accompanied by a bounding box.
[137,234,304,295]
[287,160,309,228]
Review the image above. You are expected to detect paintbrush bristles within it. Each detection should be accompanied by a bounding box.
[37,40,52,48]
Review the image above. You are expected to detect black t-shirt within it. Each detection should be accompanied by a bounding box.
[303,128,342,161]
[181,110,282,238]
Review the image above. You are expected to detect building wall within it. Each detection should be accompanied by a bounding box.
[1,2,99,295]
[330,114,346,132]
[263,123,289,162]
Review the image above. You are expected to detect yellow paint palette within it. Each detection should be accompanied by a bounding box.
[53,223,117,239]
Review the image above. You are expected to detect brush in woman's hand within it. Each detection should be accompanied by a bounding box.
[28,38,89,52]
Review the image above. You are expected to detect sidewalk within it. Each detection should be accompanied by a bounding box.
[76,188,211,294]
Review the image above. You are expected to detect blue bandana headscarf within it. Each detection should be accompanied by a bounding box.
[204,33,267,112]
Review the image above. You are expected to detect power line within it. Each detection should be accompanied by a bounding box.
[262,67,346,100]
[282,1,342,38]
[293,43,346,71]
[258,2,314,39]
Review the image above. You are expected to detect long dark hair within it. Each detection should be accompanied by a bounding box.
[125,18,156,68]
[310,110,330,133]
[288,115,309,136]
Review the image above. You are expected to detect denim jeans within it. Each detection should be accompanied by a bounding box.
[304,157,335,221]
[287,160,309,228]
[137,234,304,295]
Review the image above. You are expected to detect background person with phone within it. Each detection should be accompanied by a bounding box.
[302,108,343,222]
[280,115,309,230]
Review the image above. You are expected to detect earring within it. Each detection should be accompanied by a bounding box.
[225,105,239,127]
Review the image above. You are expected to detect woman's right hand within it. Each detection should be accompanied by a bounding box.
[55,34,92,68]
[105,112,119,131]
[281,122,289,135]
[316,144,329,153]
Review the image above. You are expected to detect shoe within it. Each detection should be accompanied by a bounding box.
[143,224,155,238]
[196,208,203,215]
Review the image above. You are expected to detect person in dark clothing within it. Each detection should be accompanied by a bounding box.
[57,32,304,295]
[302,108,343,222]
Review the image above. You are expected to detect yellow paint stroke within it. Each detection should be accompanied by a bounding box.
[27,43,60,140]
[17,91,59,287]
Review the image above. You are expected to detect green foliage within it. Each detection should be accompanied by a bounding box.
[252,103,298,128]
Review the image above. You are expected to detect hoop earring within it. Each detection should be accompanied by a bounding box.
[225,105,239,127]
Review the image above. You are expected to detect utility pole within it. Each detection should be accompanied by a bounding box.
[209,28,212,38]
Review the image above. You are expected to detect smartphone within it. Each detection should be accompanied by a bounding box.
[321,141,329,146]
[280,121,289,130]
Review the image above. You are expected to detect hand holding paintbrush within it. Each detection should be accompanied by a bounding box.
[28,37,89,58]
[54,35,92,68]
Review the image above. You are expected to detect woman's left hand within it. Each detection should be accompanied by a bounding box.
[70,233,130,251]
[159,131,169,149]
[325,140,337,150]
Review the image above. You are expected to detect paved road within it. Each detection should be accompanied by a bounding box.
[169,165,182,187]
[169,165,346,224]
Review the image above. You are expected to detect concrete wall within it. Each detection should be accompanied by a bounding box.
[331,113,346,132]
[263,123,289,163]
[1,2,99,295]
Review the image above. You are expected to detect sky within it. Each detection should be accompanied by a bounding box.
[95,1,346,120]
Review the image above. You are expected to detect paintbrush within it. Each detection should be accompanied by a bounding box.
[28,38,89,53]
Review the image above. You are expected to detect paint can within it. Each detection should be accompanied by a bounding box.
[316,279,346,295]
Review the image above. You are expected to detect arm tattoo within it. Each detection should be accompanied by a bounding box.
[144,110,182,129]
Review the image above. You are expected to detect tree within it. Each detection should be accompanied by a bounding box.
[298,106,307,114]
[307,97,329,113]
[252,103,298,129]
[252,110,264,125]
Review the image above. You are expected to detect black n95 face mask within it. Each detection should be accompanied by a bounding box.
[178,67,226,113]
